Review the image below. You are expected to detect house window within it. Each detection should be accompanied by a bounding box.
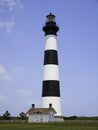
[37,111,40,114]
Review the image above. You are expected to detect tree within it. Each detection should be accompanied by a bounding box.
[19,112,27,120]
[3,110,11,120]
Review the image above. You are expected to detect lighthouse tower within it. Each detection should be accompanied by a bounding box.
[42,13,62,116]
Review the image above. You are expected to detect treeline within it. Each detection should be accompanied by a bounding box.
[0,110,28,120]
[63,116,98,120]
[0,111,98,121]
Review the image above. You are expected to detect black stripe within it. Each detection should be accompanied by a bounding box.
[43,21,59,36]
[44,50,58,65]
[42,80,60,97]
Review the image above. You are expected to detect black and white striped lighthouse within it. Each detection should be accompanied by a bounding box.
[42,13,62,116]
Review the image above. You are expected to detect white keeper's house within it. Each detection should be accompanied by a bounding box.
[27,104,56,123]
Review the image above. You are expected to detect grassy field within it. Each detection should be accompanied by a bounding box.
[0,122,98,130]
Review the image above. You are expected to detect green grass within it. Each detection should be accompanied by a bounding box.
[0,122,98,130]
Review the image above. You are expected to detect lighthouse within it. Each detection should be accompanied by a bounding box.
[42,13,62,116]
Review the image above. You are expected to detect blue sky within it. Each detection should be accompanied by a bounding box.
[0,0,98,116]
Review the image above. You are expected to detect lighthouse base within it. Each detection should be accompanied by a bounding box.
[54,116,64,122]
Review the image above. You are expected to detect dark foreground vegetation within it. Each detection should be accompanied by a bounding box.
[64,115,98,120]
[0,122,98,130]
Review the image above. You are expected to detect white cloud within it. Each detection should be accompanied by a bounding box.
[0,65,23,81]
[0,0,24,32]
[0,64,11,81]
[0,94,6,101]
[19,89,41,107]
[6,0,19,11]
[2,73,12,81]
[0,0,24,11]
[14,67,21,74]
[19,89,33,96]
[0,21,15,32]
[24,99,41,107]
[0,65,6,74]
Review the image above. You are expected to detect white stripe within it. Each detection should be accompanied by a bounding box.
[42,97,62,116]
[43,65,59,81]
[45,35,57,50]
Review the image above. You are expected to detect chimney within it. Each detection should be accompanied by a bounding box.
[49,103,52,108]
[32,104,35,108]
